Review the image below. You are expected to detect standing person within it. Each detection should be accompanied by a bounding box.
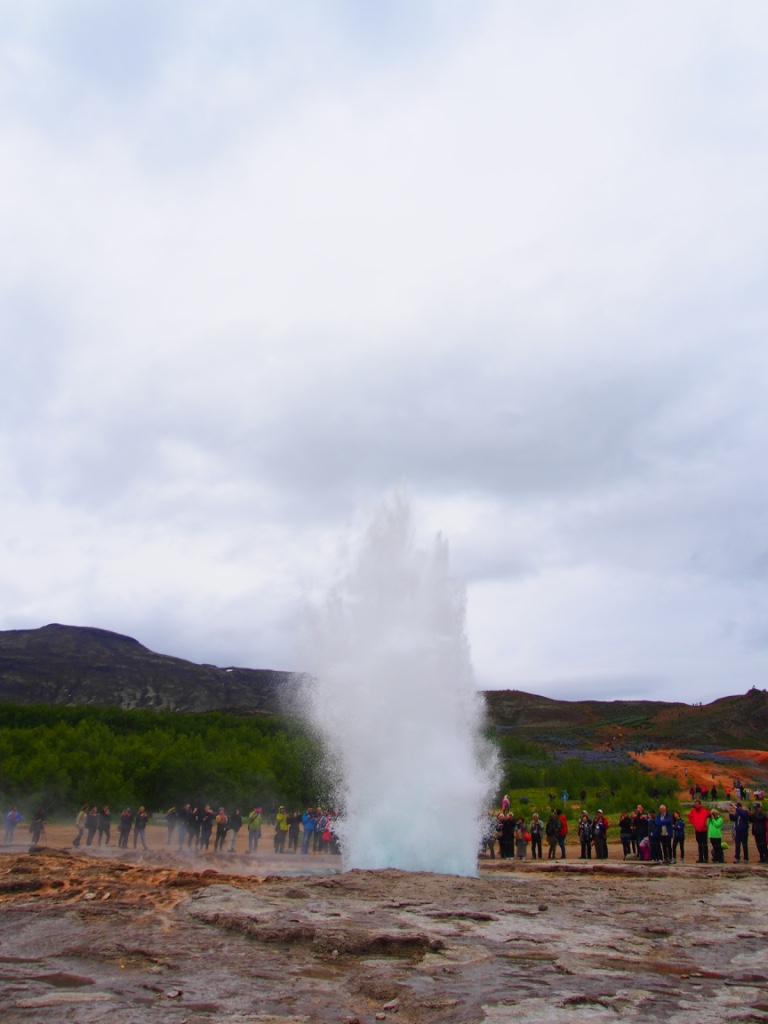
[313,811,325,851]
[556,809,568,860]
[246,806,262,853]
[133,807,148,849]
[499,812,516,860]
[85,807,99,846]
[480,812,497,859]
[97,806,111,847]
[546,811,559,859]
[30,808,46,844]
[648,812,662,862]
[188,806,202,847]
[165,807,178,845]
[619,812,633,858]
[301,807,316,855]
[227,809,242,852]
[4,806,22,845]
[751,803,767,863]
[514,817,528,859]
[629,809,639,855]
[578,812,593,859]
[274,806,289,854]
[633,805,649,859]
[592,811,609,860]
[321,814,334,853]
[176,805,190,849]
[287,810,301,853]
[688,799,710,863]
[199,806,214,851]
[73,804,88,848]
[708,807,725,863]
[655,805,673,864]
[671,810,686,862]
[214,808,228,852]
[117,807,133,849]
[529,813,543,860]
[729,802,750,863]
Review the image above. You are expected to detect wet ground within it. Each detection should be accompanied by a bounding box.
[1,832,767,1024]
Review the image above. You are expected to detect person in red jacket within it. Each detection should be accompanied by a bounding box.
[557,809,568,859]
[688,800,710,863]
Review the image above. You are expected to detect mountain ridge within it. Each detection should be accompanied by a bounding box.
[1,623,766,746]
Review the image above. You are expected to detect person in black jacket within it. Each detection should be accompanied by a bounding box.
[529,813,543,860]
[499,812,516,860]
[97,806,111,846]
[751,803,767,863]
[578,812,593,859]
[633,805,649,860]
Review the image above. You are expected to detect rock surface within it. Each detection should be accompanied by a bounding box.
[1,847,767,1023]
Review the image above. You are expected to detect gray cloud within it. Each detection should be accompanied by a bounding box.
[1,2,767,702]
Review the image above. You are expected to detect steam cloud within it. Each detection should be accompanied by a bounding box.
[300,496,499,875]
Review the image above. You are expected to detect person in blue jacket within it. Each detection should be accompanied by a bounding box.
[671,810,686,862]
[654,805,673,864]
[301,807,316,854]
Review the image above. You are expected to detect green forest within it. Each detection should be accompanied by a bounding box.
[0,703,321,815]
[0,703,678,820]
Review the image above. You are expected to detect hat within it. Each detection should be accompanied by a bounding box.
[597,809,603,814]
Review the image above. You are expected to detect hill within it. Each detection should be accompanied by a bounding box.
[1,624,766,749]
[483,686,768,748]
[0,623,296,715]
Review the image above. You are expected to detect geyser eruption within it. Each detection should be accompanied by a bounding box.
[302,496,498,875]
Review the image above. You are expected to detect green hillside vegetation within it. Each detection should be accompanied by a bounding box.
[495,734,681,822]
[1,704,681,825]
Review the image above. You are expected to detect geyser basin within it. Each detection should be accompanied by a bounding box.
[301,496,497,875]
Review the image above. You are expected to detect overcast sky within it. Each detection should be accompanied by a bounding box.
[1,2,767,704]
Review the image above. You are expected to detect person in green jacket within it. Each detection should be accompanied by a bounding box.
[273,806,289,854]
[708,808,725,863]
[246,806,262,854]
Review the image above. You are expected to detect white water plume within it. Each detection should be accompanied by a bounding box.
[301,496,498,875]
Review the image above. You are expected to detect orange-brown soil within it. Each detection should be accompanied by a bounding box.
[628,747,767,797]
[721,748,768,768]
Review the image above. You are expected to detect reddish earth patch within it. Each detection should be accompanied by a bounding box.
[720,748,768,768]
[628,748,767,795]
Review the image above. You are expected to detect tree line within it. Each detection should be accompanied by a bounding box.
[0,703,321,815]
[0,703,679,820]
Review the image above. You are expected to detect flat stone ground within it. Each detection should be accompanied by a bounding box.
[1,826,767,1024]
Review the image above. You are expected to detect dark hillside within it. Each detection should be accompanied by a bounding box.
[1,624,766,749]
[0,623,295,714]
[483,687,768,748]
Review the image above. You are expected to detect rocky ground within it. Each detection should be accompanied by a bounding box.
[1,828,767,1024]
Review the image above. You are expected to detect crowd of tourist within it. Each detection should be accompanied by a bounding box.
[162,804,342,855]
[4,779,768,867]
[482,794,768,865]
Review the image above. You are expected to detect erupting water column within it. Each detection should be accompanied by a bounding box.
[301,497,498,875]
